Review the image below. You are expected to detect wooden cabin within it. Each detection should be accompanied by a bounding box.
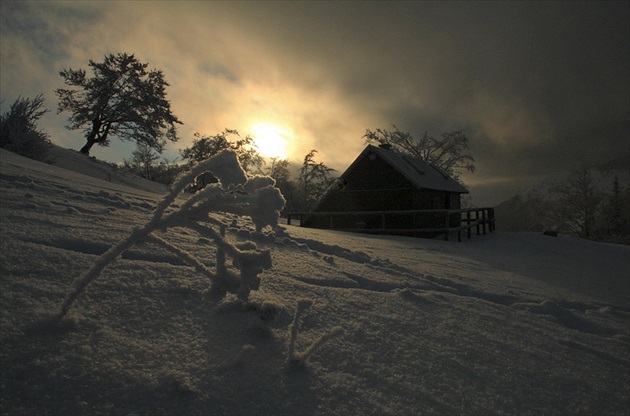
[300,144,469,236]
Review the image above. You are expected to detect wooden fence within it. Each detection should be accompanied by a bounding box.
[287,207,495,242]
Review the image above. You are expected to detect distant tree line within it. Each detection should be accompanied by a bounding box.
[495,165,630,244]
[120,127,338,214]
[177,131,337,213]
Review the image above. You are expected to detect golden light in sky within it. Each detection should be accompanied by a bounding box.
[250,122,290,159]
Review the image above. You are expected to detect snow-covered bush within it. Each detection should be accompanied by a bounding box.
[0,94,52,161]
[57,150,285,319]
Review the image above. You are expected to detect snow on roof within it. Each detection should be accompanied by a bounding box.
[363,144,469,193]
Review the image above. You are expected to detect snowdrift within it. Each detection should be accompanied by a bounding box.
[1,148,628,415]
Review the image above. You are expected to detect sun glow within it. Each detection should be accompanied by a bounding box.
[250,122,290,159]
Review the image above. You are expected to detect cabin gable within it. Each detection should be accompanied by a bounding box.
[315,149,415,213]
[313,146,463,213]
[342,150,411,191]
[292,145,494,240]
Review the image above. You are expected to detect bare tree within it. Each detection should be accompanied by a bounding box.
[298,150,336,211]
[180,129,263,172]
[56,53,181,155]
[550,166,602,238]
[265,157,298,214]
[363,126,475,182]
[154,157,185,185]
[599,175,630,242]
[128,142,160,180]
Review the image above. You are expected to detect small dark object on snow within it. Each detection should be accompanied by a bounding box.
[543,230,558,237]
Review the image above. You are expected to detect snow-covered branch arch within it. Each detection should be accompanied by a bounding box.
[57,150,285,320]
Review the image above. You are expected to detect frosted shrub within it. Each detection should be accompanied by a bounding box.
[57,150,285,320]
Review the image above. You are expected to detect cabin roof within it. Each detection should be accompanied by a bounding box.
[349,145,469,194]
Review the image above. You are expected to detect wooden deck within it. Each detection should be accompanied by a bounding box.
[287,208,495,242]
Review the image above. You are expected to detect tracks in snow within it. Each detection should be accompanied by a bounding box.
[274,230,629,340]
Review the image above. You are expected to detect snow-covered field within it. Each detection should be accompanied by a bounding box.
[1,147,628,415]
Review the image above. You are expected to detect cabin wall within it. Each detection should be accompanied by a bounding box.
[342,153,410,191]
[303,149,465,231]
[305,190,463,230]
[316,189,415,212]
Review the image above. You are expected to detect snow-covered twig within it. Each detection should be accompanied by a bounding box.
[286,299,346,367]
[287,299,313,362]
[142,234,224,287]
[56,150,285,320]
[293,326,345,364]
[59,227,146,318]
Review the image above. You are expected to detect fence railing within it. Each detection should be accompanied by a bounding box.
[286,207,495,242]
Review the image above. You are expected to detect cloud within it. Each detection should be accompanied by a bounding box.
[1,1,628,205]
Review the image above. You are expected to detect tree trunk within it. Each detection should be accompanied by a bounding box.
[80,118,103,155]
[79,139,97,155]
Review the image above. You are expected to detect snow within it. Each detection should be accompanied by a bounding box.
[1,147,629,415]
[367,144,469,193]
[46,145,169,195]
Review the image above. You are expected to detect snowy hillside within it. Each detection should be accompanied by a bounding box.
[1,148,629,415]
[44,144,168,195]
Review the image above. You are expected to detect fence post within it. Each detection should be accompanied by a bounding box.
[481,208,486,235]
[475,210,480,235]
[467,211,472,239]
[444,211,450,241]
[286,208,494,240]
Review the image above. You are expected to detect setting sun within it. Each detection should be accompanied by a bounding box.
[250,122,289,159]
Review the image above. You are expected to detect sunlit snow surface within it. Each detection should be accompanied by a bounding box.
[1,147,628,415]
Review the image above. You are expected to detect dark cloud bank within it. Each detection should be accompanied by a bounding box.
[1,1,628,206]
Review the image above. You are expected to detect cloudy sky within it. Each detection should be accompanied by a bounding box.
[1,1,628,205]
